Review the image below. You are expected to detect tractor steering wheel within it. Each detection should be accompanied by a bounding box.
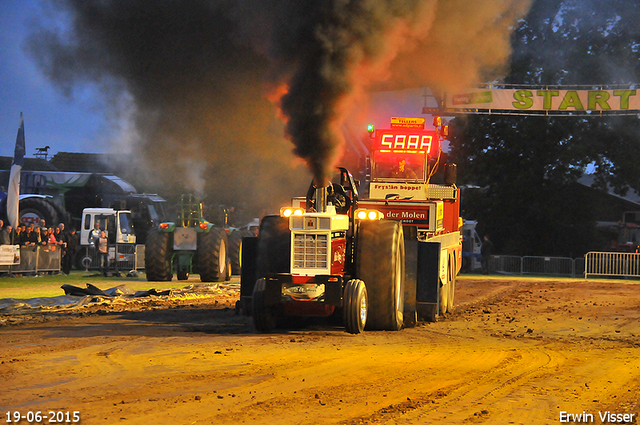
[330,183,351,214]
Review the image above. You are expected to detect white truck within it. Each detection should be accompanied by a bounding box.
[76,208,137,271]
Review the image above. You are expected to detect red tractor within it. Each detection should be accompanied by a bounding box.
[239,117,461,333]
[358,117,462,321]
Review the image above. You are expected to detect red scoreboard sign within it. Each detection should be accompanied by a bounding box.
[374,130,440,155]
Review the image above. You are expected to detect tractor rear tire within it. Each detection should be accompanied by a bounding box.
[198,227,228,282]
[343,279,368,334]
[252,278,277,333]
[256,216,291,278]
[49,202,71,226]
[145,228,173,281]
[228,230,249,275]
[19,197,59,226]
[225,257,232,281]
[357,220,405,331]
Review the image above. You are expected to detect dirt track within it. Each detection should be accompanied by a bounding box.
[1,276,639,424]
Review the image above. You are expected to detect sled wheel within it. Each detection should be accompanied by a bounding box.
[439,278,449,316]
[343,279,368,334]
[447,254,456,313]
[420,304,438,323]
[357,220,404,331]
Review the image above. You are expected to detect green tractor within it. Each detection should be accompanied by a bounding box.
[145,194,230,282]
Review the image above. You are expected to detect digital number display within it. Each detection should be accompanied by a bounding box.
[375,130,439,155]
[381,134,432,151]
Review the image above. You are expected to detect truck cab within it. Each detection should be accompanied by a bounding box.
[80,208,136,247]
[76,208,136,271]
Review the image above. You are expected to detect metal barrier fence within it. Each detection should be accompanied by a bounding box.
[4,246,632,278]
[584,251,640,278]
[77,244,138,272]
[487,255,585,277]
[136,245,145,270]
[0,245,61,275]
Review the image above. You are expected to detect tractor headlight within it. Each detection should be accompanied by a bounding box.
[355,209,383,221]
[280,207,305,218]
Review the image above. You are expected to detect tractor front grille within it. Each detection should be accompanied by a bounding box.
[293,233,328,269]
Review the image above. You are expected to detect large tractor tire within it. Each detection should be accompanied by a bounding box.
[197,227,228,282]
[49,202,71,226]
[145,228,173,281]
[246,215,291,329]
[256,216,291,278]
[343,279,368,334]
[357,220,405,331]
[228,230,251,275]
[19,197,59,226]
[252,278,277,333]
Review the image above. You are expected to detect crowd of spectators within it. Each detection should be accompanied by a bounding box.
[0,218,79,275]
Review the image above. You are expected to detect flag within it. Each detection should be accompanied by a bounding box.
[7,113,25,229]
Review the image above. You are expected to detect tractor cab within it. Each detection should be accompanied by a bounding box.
[368,128,441,201]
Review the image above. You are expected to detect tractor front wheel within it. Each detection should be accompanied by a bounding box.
[343,279,368,334]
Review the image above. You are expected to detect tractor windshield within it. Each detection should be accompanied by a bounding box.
[372,151,426,182]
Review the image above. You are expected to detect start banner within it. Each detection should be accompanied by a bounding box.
[443,87,640,114]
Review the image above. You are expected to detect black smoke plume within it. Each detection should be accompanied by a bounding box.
[27,0,531,211]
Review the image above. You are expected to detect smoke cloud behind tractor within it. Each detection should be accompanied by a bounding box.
[27,0,531,214]
[263,0,532,183]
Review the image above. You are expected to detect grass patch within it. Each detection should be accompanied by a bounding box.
[0,270,169,300]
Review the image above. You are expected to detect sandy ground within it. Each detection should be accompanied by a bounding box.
[1,276,639,425]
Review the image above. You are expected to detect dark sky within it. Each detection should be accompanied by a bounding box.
[2,0,532,216]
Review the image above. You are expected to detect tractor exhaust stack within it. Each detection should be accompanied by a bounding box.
[315,186,327,213]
